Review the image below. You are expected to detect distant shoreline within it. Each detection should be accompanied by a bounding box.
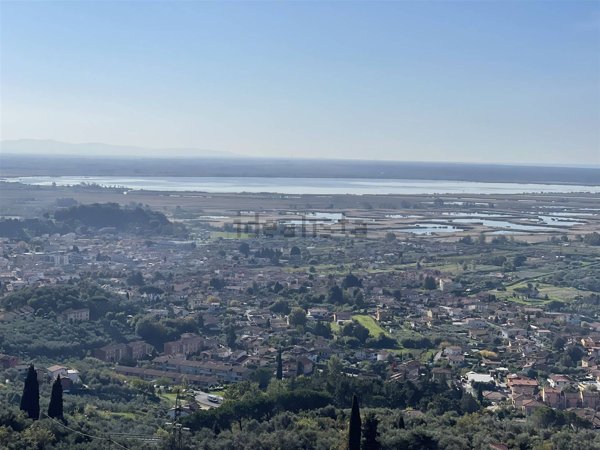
[3,176,599,196]
[1,154,599,186]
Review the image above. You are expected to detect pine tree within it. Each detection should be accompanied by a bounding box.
[20,364,40,420]
[348,394,361,450]
[362,412,380,450]
[48,375,64,419]
[276,349,283,380]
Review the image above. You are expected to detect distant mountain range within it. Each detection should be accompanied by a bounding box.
[0,139,238,158]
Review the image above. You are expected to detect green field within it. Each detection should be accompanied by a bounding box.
[104,411,137,420]
[493,282,590,305]
[352,315,388,337]
[159,392,179,405]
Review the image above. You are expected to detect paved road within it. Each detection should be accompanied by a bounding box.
[194,390,223,409]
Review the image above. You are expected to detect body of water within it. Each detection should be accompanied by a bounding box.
[450,218,563,232]
[2,176,600,195]
[395,224,462,235]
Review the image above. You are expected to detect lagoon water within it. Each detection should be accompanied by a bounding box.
[395,224,462,235]
[3,176,600,195]
[450,218,560,232]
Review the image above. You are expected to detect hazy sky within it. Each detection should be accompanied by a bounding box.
[1,1,599,164]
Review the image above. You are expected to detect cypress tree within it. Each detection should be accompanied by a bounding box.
[348,394,361,450]
[20,364,40,420]
[48,375,64,419]
[476,384,484,404]
[362,412,380,450]
[212,419,221,435]
[296,360,304,376]
[397,414,405,429]
[460,392,480,414]
[276,349,283,380]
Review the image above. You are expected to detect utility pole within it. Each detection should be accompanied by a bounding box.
[165,390,189,450]
[174,390,181,450]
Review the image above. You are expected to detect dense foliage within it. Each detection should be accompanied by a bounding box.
[0,218,69,240]
[0,203,186,240]
[54,203,176,234]
[0,284,141,358]
[0,317,126,358]
[0,284,125,318]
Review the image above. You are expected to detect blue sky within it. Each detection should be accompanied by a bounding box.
[1,1,599,164]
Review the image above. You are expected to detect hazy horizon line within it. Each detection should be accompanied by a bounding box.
[1,139,598,169]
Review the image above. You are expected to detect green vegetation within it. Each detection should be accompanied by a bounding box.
[0,318,122,358]
[1,284,125,318]
[0,284,207,358]
[353,315,387,337]
[0,203,186,240]
[54,202,185,235]
[0,285,146,357]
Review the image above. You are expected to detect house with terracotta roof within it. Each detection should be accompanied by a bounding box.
[507,375,538,397]
[542,386,562,408]
[547,374,572,389]
[580,387,600,409]
[164,333,204,356]
[0,354,19,369]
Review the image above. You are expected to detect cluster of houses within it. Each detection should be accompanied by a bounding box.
[1,216,600,426]
[0,355,81,392]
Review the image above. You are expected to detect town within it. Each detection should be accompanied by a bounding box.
[0,181,599,448]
